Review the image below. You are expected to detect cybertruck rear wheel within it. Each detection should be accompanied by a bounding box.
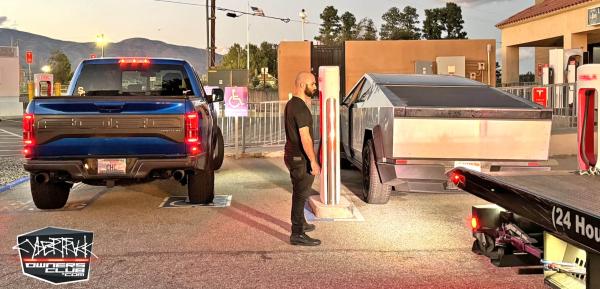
[361,139,391,204]
[187,168,215,204]
[30,174,71,209]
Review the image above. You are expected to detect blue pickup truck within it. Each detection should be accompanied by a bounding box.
[22,57,224,209]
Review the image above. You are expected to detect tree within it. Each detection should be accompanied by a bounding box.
[219,43,246,69]
[519,71,535,83]
[257,42,278,78]
[422,8,444,40]
[219,42,279,88]
[47,50,72,84]
[444,2,467,39]
[357,18,377,40]
[380,6,421,40]
[315,6,341,45]
[339,11,358,42]
[496,62,501,86]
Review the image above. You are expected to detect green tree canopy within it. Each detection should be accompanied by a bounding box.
[47,50,72,84]
[380,6,421,40]
[339,11,358,42]
[422,8,444,40]
[357,18,377,40]
[218,42,279,87]
[444,2,467,39]
[315,6,341,45]
[219,43,246,70]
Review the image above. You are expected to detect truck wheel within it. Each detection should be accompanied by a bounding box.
[361,139,391,204]
[212,126,224,170]
[187,168,214,204]
[30,176,71,209]
[473,232,496,255]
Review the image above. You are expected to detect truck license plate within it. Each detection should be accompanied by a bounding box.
[98,159,127,175]
[454,161,482,172]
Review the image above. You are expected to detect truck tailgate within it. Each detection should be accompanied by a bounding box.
[392,110,552,160]
[385,84,553,161]
[30,97,188,158]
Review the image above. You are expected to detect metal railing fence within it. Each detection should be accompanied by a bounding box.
[215,99,321,149]
[498,83,578,128]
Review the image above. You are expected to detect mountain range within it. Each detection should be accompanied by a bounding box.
[0,28,221,74]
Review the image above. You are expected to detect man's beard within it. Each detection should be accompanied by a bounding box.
[304,86,316,98]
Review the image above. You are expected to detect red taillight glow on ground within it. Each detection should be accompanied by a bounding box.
[22,114,34,158]
[395,159,407,165]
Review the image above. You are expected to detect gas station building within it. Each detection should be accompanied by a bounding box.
[499,0,600,84]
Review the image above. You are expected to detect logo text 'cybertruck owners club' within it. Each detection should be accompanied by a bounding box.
[13,227,96,285]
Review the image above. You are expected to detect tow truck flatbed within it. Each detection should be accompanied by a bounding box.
[450,168,600,289]
[452,169,600,254]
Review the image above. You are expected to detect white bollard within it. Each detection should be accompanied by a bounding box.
[318,66,341,206]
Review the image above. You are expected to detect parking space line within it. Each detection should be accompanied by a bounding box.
[0,129,21,137]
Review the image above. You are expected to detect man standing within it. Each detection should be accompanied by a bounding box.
[284,72,321,246]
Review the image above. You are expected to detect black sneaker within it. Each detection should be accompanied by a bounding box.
[290,233,321,246]
[303,223,316,232]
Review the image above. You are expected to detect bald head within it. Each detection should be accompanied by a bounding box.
[294,72,316,99]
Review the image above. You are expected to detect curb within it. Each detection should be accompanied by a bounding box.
[224,151,284,158]
[0,176,29,194]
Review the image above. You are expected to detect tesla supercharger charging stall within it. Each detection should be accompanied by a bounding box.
[576,64,600,172]
[318,66,341,205]
[33,73,53,97]
[307,66,354,219]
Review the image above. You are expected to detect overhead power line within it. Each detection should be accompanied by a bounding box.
[153,0,318,25]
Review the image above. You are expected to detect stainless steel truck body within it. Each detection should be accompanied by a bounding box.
[340,73,552,204]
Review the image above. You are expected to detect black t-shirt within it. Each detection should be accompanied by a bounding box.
[284,96,313,160]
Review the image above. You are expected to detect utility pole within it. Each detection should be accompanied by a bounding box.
[210,0,216,68]
[206,0,210,70]
[246,1,250,86]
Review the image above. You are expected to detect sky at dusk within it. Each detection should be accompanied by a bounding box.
[1,0,536,72]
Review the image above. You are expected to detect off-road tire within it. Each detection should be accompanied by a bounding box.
[188,168,215,204]
[30,175,71,209]
[212,126,224,170]
[361,139,391,204]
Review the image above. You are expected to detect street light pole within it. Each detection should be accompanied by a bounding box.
[246,1,250,85]
[299,9,307,41]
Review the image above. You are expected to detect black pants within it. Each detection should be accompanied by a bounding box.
[285,156,315,234]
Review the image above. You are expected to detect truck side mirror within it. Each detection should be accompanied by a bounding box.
[210,88,224,103]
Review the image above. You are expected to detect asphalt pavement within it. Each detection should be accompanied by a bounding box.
[0,118,27,186]
[0,156,548,289]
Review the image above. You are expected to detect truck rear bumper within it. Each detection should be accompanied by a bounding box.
[24,155,207,180]
[377,160,554,187]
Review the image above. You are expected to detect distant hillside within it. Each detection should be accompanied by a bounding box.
[0,28,221,74]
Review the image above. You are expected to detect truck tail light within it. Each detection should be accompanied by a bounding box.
[23,113,35,158]
[449,171,466,187]
[471,216,480,232]
[185,112,201,155]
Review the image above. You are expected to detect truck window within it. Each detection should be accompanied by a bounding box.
[343,78,366,105]
[73,63,194,96]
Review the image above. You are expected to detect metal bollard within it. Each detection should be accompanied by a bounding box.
[27,81,34,101]
[54,82,61,96]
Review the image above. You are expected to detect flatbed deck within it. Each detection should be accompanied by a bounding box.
[490,171,600,218]
[451,169,600,254]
